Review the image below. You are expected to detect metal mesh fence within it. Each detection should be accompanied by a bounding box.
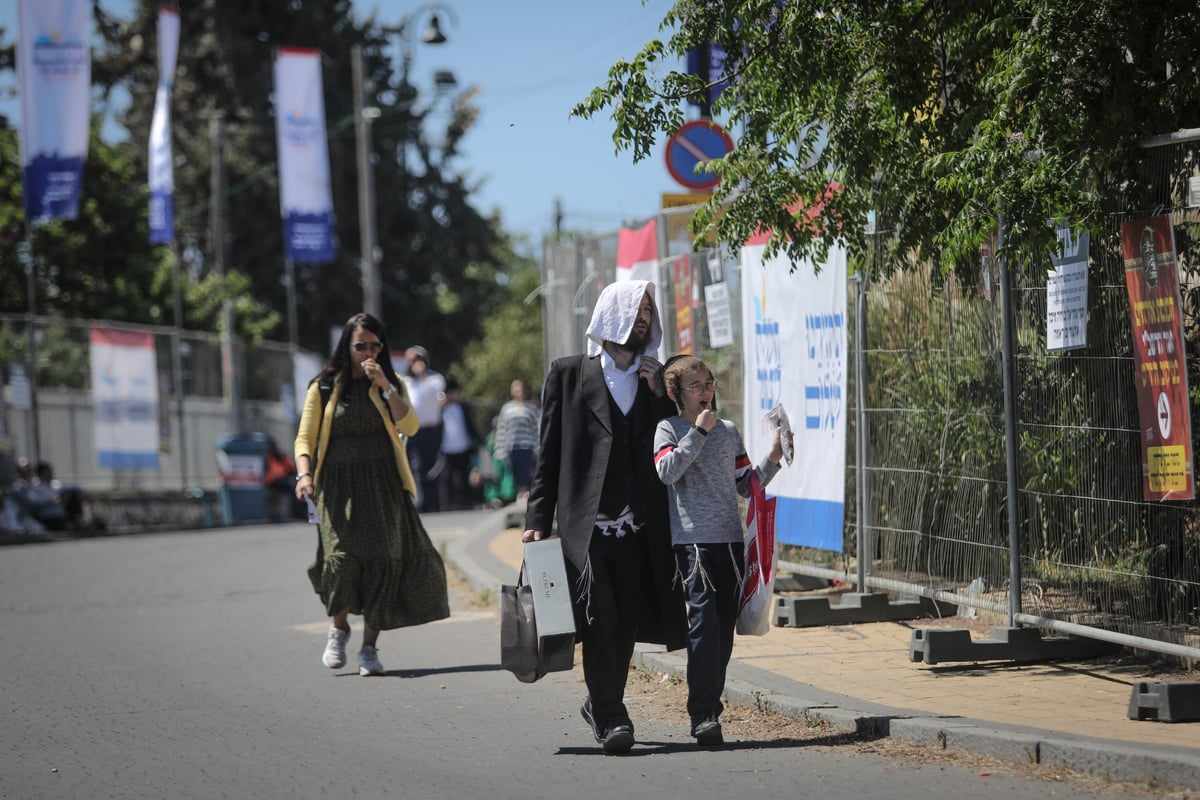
[860,139,1200,658]
[539,162,1200,660]
[0,314,309,491]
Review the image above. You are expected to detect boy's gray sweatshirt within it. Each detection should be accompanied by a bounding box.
[653,415,781,545]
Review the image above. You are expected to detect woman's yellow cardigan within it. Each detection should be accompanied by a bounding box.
[294,377,421,498]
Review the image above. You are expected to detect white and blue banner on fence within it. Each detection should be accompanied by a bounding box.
[89,327,161,471]
[148,6,180,244]
[18,0,91,222]
[274,47,336,263]
[740,237,848,551]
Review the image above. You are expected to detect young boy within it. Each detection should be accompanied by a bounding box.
[653,355,787,746]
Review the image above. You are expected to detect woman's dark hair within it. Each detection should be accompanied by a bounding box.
[311,312,400,395]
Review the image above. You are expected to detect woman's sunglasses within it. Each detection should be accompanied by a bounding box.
[352,341,384,353]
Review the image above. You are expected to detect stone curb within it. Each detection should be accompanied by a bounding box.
[632,646,1200,789]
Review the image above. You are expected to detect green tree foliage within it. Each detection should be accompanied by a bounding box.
[0,122,174,325]
[103,0,504,360]
[573,1,1200,272]
[449,244,545,428]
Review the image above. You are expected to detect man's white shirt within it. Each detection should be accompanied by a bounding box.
[600,351,640,416]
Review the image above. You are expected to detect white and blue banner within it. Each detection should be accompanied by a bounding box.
[148,6,180,244]
[90,327,161,470]
[18,0,91,222]
[741,236,848,551]
[274,47,336,263]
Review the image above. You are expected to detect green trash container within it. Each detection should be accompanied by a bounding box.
[215,432,271,525]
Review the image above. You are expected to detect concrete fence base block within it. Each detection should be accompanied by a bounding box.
[909,625,1122,665]
[774,593,957,627]
[1127,681,1200,723]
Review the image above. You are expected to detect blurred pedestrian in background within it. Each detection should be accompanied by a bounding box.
[474,416,516,508]
[264,437,298,522]
[402,346,446,512]
[494,378,539,499]
[294,313,450,677]
[438,379,481,510]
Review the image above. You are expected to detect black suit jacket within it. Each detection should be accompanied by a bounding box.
[525,353,687,650]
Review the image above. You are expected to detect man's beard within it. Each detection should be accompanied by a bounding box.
[623,324,649,352]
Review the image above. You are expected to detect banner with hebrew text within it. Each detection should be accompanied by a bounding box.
[1121,215,1193,500]
[741,237,847,550]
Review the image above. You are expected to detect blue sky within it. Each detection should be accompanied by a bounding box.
[2,0,689,249]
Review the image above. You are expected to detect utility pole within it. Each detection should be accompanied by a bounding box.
[209,113,242,432]
[352,44,382,320]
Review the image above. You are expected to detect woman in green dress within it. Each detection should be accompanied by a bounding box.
[294,312,450,676]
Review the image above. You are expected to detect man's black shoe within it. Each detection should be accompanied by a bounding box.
[580,699,602,743]
[601,724,635,755]
[692,717,723,746]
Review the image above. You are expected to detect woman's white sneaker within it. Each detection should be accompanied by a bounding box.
[358,645,384,676]
[322,626,349,669]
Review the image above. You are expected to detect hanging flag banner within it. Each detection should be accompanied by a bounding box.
[274,47,336,263]
[616,219,658,283]
[741,235,848,550]
[1046,223,1089,352]
[18,0,92,222]
[90,327,161,470]
[673,255,695,354]
[148,6,180,244]
[616,219,665,360]
[1121,215,1194,500]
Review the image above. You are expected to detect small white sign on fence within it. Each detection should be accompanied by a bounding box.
[704,282,735,349]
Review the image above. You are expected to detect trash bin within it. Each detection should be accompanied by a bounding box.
[215,432,271,526]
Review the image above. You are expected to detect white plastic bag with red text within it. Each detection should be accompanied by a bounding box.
[737,471,778,636]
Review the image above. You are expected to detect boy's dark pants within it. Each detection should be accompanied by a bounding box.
[675,542,744,724]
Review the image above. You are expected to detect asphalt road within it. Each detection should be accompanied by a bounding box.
[0,514,1122,800]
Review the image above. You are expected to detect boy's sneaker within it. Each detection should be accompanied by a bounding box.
[358,645,384,676]
[322,626,349,669]
[692,716,723,746]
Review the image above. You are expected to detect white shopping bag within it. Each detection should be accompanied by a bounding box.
[523,538,575,636]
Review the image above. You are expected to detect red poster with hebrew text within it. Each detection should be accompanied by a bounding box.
[1120,214,1194,500]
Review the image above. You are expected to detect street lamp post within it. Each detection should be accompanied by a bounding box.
[352,4,458,320]
[352,44,382,320]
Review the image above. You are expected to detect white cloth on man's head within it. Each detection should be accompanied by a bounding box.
[585,279,662,358]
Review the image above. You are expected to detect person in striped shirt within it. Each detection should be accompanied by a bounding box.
[653,354,788,746]
[493,378,540,497]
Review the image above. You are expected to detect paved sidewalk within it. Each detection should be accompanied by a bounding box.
[446,505,1200,789]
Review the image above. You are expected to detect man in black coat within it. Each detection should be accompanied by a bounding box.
[523,279,688,755]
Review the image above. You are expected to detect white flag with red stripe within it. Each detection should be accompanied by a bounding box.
[615,219,665,360]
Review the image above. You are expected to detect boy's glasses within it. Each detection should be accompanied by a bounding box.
[352,341,384,353]
[683,379,718,394]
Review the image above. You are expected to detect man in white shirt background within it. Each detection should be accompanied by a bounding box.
[437,379,481,510]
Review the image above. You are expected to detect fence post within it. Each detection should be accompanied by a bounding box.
[854,269,870,591]
[997,213,1023,625]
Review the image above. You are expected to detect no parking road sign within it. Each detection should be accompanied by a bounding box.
[665,119,734,191]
